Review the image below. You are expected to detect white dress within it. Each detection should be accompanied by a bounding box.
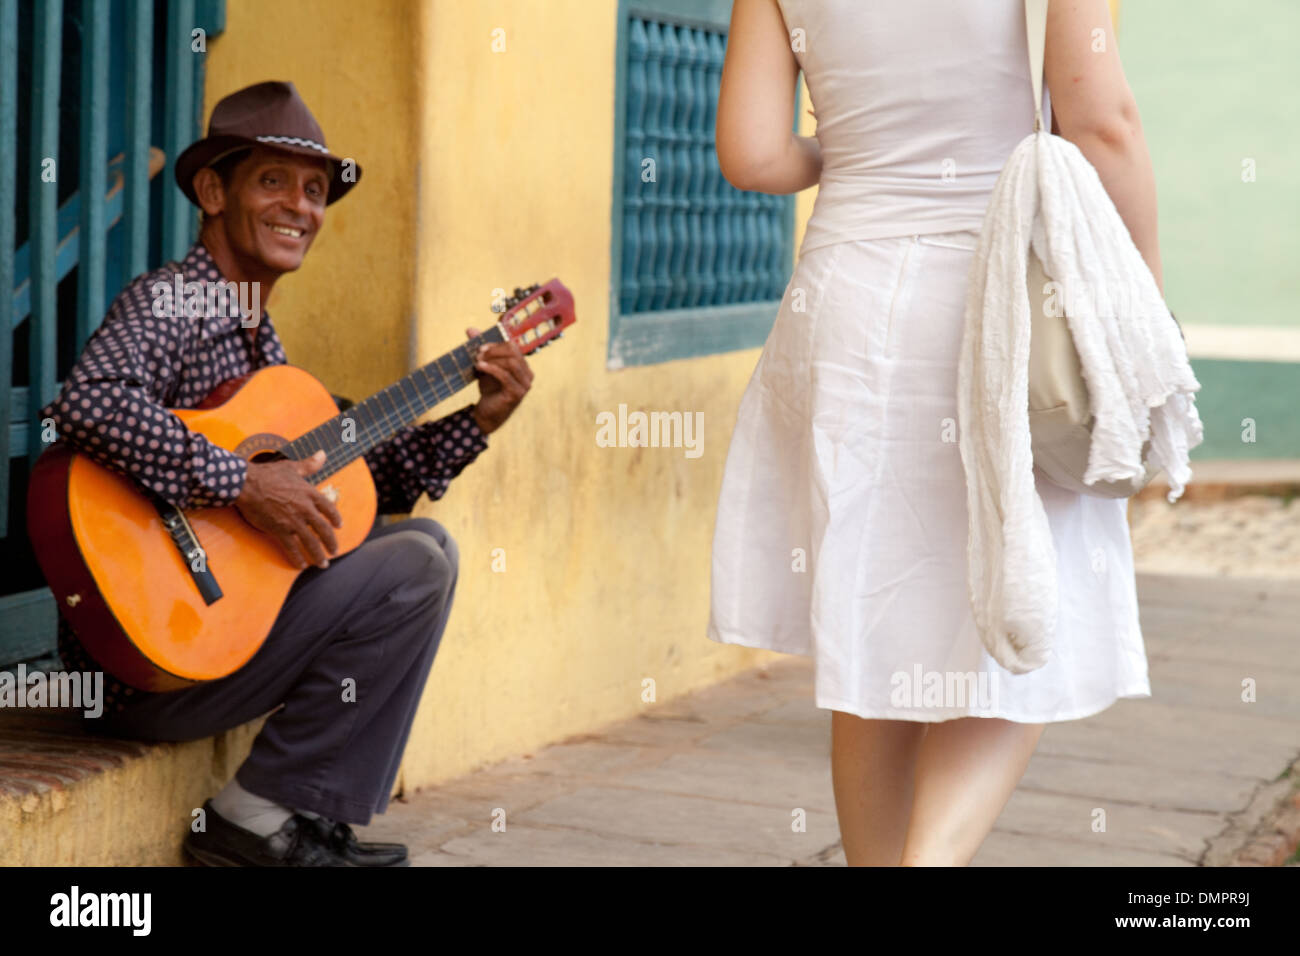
[706,0,1151,722]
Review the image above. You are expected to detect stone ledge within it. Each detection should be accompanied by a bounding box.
[0,709,261,866]
[0,712,148,804]
[1134,459,1300,504]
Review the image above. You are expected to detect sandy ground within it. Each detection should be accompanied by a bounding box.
[1129,494,1300,579]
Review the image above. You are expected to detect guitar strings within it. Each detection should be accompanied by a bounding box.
[286,348,473,471]
[331,295,549,457]
[292,293,556,474]
[298,344,479,471]
[285,324,506,478]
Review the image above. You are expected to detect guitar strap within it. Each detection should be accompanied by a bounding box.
[150,258,225,605]
[153,494,225,606]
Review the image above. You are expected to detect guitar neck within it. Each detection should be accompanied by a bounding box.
[283,323,508,478]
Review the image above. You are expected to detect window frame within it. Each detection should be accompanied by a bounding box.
[0,0,226,669]
[608,0,801,369]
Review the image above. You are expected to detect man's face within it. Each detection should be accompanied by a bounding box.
[208,146,329,274]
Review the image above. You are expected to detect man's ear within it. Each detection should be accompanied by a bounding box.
[192,166,226,219]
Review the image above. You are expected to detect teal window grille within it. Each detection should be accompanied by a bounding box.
[0,0,226,668]
[609,0,800,368]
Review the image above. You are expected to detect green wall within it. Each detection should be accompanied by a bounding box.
[1120,0,1299,459]
[1120,0,1299,329]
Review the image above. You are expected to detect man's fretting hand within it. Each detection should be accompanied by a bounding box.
[235,449,342,570]
[466,326,533,434]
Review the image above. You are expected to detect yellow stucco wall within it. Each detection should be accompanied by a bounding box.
[399,0,787,790]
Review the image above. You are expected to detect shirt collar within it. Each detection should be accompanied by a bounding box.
[178,242,273,342]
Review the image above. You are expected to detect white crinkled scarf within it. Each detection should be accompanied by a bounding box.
[957,130,1204,675]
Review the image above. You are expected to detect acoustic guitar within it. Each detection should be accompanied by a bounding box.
[27,281,575,692]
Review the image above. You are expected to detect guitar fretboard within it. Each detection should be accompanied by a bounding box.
[283,323,508,478]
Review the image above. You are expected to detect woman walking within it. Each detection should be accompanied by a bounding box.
[708,0,1163,866]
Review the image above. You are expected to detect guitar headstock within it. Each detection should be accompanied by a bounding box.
[494,280,576,355]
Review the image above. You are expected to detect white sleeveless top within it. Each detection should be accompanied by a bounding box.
[776,0,1053,254]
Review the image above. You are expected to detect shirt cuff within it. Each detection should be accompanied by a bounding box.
[186,435,250,509]
[437,405,489,465]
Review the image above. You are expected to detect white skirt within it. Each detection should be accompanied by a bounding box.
[707,231,1151,723]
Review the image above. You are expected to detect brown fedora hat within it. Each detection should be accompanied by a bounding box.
[174,80,362,207]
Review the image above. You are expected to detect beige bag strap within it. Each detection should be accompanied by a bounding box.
[1025,0,1048,132]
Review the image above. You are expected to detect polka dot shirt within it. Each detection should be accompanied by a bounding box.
[41,242,489,708]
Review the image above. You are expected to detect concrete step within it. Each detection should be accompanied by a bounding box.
[0,709,261,866]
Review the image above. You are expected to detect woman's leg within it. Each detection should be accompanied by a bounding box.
[898,717,1045,866]
[830,712,928,865]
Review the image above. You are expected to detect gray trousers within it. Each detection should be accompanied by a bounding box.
[97,517,458,825]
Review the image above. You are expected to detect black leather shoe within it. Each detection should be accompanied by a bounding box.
[184,801,409,867]
[301,816,410,867]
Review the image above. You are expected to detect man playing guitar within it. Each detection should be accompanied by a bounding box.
[35,81,534,866]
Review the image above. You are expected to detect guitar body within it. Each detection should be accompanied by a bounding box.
[28,364,377,692]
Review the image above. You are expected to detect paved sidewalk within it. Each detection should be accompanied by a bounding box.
[357,573,1300,866]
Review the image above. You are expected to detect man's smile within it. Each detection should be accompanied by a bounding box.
[267,223,306,240]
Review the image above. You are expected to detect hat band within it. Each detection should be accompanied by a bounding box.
[254,134,330,155]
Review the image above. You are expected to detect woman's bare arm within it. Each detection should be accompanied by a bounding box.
[1045,0,1164,293]
[716,0,821,194]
